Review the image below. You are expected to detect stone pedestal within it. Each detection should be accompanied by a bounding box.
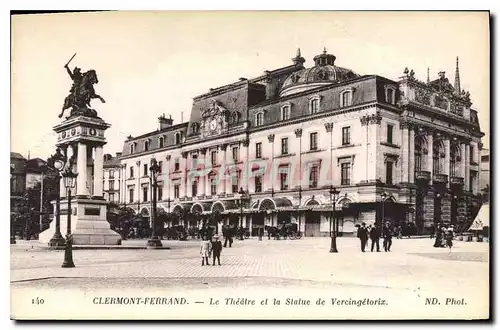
[39,115,121,246]
[40,198,121,245]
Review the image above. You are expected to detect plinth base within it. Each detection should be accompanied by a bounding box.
[39,199,121,246]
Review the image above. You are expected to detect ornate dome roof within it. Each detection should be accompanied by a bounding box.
[280,48,359,97]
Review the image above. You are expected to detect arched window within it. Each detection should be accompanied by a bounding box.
[450,144,460,177]
[340,89,354,107]
[175,132,181,145]
[255,112,264,126]
[309,96,321,114]
[280,105,291,121]
[129,143,135,154]
[385,87,396,105]
[191,123,199,134]
[144,140,150,152]
[158,136,165,148]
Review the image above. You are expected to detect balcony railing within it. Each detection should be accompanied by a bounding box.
[450,176,465,186]
[433,173,448,184]
[415,170,431,181]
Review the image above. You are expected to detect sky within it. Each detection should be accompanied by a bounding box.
[11,11,490,159]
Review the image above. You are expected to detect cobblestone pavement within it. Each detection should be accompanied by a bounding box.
[10,237,490,320]
[11,237,489,290]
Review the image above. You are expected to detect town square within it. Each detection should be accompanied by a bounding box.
[10,11,490,320]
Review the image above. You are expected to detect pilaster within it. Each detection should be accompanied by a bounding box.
[443,138,451,187]
[409,126,415,183]
[427,131,434,177]
[401,123,409,182]
[464,145,470,191]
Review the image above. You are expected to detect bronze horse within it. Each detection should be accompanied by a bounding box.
[59,68,106,118]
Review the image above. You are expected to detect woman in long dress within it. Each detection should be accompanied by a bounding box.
[200,236,210,266]
[433,226,443,248]
[445,227,454,252]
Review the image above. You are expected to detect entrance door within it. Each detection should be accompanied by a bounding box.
[305,212,321,237]
[252,213,264,236]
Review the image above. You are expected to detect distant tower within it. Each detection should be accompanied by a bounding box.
[454,56,461,94]
[292,48,305,66]
[427,67,430,83]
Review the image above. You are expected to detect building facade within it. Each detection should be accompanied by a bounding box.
[118,49,484,235]
[10,152,27,213]
[103,153,123,204]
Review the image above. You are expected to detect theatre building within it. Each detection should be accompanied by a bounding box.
[118,49,484,236]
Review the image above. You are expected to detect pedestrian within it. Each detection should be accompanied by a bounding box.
[370,223,381,252]
[383,222,393,252]
[433,225,443,247]
[357,222,369,252]
[200,235,210,266]
[445,227,454,253]
[211,235,223,266]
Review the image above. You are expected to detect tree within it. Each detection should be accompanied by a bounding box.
[106,204,136,239]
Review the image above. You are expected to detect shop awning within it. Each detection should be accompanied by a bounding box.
[190,202,213,215]
[468,203,489,231]
[212,200,238,213]
[172,203,192,215]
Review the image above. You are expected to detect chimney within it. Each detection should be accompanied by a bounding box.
[116,152,122,158]
[158,113,174,130]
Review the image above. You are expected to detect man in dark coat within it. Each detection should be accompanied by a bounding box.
[357,222,369,252]
[370,223,381,252]
[211,235,223,266]
[383,222,393,252]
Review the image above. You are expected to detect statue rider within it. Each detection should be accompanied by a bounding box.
[65,64,82,96]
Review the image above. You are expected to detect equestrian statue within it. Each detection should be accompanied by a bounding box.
[58,53,106,119]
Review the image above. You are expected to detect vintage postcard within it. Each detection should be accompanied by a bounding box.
[10,11,490,320]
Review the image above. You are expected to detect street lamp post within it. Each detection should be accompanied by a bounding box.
[147,158,162,248]
[238,187,247,240]
[48,148,66,247]
[61,165,78,268]
[381,191,388,227]
[329,186,340,253]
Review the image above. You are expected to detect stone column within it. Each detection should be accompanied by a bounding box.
[476,142,481,194]
[367,115,380,182]
[225,148,232,194]
[205,150,211,197]
[427,132,434,177]
[94,146,104,198]
[76,143,87,196]
[464,144,470,191]
[460,143,466,179]
[181,152,187,198]
[220,144,227,194]
[136,161,141,207]
[166,155,171,207]
[409,126,415,183]
[444,138,451,186]
[200,148,207,196]
[243,139,250,191]
[401,123,409,183]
